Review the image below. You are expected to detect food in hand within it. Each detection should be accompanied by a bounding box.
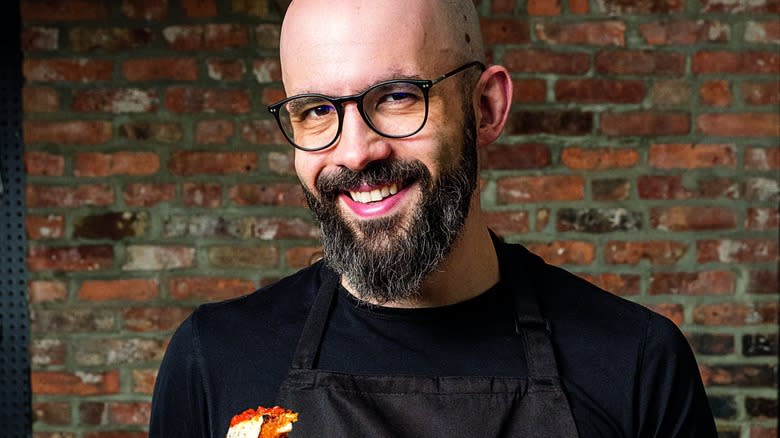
[226,406,299,438]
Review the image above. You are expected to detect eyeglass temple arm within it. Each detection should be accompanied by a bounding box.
[430,61,486,86]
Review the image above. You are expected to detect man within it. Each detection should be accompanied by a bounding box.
[150,1,717,436]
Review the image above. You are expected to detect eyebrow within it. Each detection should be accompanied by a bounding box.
[290,69,425,98]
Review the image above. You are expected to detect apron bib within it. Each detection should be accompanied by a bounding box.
[277,242,580,437]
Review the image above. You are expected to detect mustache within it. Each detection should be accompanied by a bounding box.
[315,159,429,200]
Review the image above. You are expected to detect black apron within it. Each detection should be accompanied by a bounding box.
[276,242,580,437]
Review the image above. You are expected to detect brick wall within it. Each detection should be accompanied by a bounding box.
[21,0,778,436]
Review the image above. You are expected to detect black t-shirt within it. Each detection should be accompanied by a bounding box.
[149,243,716,438]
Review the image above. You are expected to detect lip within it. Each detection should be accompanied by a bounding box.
[339,183,413,218]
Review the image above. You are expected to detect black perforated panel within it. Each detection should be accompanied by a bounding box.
[0,1,31,436]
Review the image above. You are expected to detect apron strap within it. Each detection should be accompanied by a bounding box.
[289,265,339,370]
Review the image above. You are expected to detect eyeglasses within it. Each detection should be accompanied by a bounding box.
[267,61,485,151]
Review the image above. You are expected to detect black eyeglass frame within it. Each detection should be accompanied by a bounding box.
[267,61,486,152]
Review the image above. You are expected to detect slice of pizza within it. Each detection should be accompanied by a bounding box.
[226,406,299,438]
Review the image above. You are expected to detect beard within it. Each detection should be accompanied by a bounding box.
[301,110,478,304]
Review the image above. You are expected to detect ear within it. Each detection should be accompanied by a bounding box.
[474,65,512,147]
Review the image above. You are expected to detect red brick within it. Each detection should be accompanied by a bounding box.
[25,151,63,176]
[262,87,285,105]
[196,120,234,145]
[697,239,778,263]
[694,302,777,326]
[23,59,112,82]
[21,27,58,51]
[122,58,197,81]
[650,206,736,231]
[120,122,182,142]
[649,271,735,295]
[505,49,589,74]
[32,402,70,425]
[595,50,684,75]
[742,82,780,106]
[78,279,158,302]
[80,401,151,425]
[26,184,114,208]
[700,0,779,12]
[28,245,113,272]
[484,211,530,236]
[73,212,148,240]
[745,21,780,44]
[286,246,325,269]
[168,277,255,301]
[479,18,530,44]
[30,339,67,366]
[231,0,269,16]
[637,175,691,199]
[168,151,256,176]
[649,80,691,106]
[72,88,157,113]
[604,240,687,265]
[207,58,245,81]
[31,370,119,395]
[649,143,735,169]
[697,113,779,137]
[556,79,643,103]
[132,369,157,394]
[21,0,108,21]
[750,427,778,438]
[182,0,217,17]
[74,152,159,177]
[639,20,729,45]
[183,183,221,207]
[700,364,777,388]
[28,280,67,303]
[693,51,779,74]
[568,0,589,12]
[123,307,194,332]
[746,208,780,230]
[480,143,551,170]
[647,303,684,326]
[255,23,281,49]
[229,183,306,207]
[596,0,683,13]
[24,120,112,145]
[745,147,780,170]
[528,0,561,15]
[123,245,195,270]
[163,24,248,50]
[208,246,279,269]
[68,27,154,52]
[525,241,595,265]
[84,432,147,438]
[700,80,732,107]
[536,21,625,45]
[121,0,168,19]
[747,270,778,295]
[498,175,584,203]
[268,151,296,175]
[695,177,741,200]
[23,86,59,112]
[511,79,546,103]
[507,111,592,135]
[492,0,517,13]
[240,119,287,145]
[165,87,250,113]
[601,112,689,136]
[592,178,630,201]
[26,214,64,240]
[122,183,175,207]
[577,273,640,296]
[561,147,638,170]
[252,58,282,83]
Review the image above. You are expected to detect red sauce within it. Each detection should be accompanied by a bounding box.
[229,406,288,427]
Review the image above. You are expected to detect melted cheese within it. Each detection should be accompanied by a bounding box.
[226,415,263,438]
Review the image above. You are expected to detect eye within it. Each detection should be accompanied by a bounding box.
[303,104,336,119]
[380,92,416,104]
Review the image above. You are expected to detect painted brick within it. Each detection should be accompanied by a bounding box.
[561,147,638,170]
[229,183,307,207]
[479,18,530,44]
[207,58,245,81]
[21,0,108,21]
[650,206,736,231]
[72,339,164,366]
[527,0,561,15]
[595,0,683,13]
[28,280,67,303]
[744,147,780,170]
[604,240,687,265]
[168,151,257,175]
[592,178,630,201]
[122,58,198,81]
[168,277,255,301]
[30,308,116,333]
[536,21,625,46]
[649,271,735,295]
[694,302,778,326]
[22,27,59,51]
[693,51,779,74]
[121,0,168,20]
[497,175,585,203]
[163,215,318,240]
[26,184,114,208]
[24,59,113,82]
[639,20,729,45]
[743,334,778,356]
[595,50,684,75]
[745,21,780,44]
[74,152,159,177]
[120,122,182,142]
[484,211,530,236]
[252,58,281,83]
[700,80,732,107]
[524,241,595,265]
[28,245,113,272]
[30,339,66,366]
[479,143,551,169]
[31,371,119,396]
[69,28,154,52]
[504,49,590,74]
[747,270,778,295]
[536,209,550,231]
[698,113,780,137]
[122,246,195,270]
[123,307,194,332]
[183,183,222,207]
[742,82,780,106]
[25,152,64,176]
[648,80,691,106]
[555,79,644,103]
[577,273,640,296]
[649,143,736,169]
[208,246,279,269]
[700,0,779,13]
[507,111,592,135]
[511,79,546,103]
[24,120,112,145]
[78,279,158,302]
[182,0,217,17]
[698,239,778,263]
[601,112,690,136]
[744,177,779,201]
[26,214,65,240]
[163,24,248,50]
[557,208,642,233]
[122,183,176,207]
[72,88,157,113]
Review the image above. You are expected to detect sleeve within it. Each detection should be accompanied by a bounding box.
[635,314,718,438]
[149,313,210,438]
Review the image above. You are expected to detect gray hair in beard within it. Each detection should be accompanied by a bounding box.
[301,108,478,304]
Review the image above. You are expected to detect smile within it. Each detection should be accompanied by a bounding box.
[348,183,400,204]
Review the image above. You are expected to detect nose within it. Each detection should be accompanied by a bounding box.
[330,103,392,171]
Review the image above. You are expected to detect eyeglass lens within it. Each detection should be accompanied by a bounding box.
[276,81,427,151]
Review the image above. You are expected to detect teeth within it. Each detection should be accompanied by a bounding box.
[349,183,400,204]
